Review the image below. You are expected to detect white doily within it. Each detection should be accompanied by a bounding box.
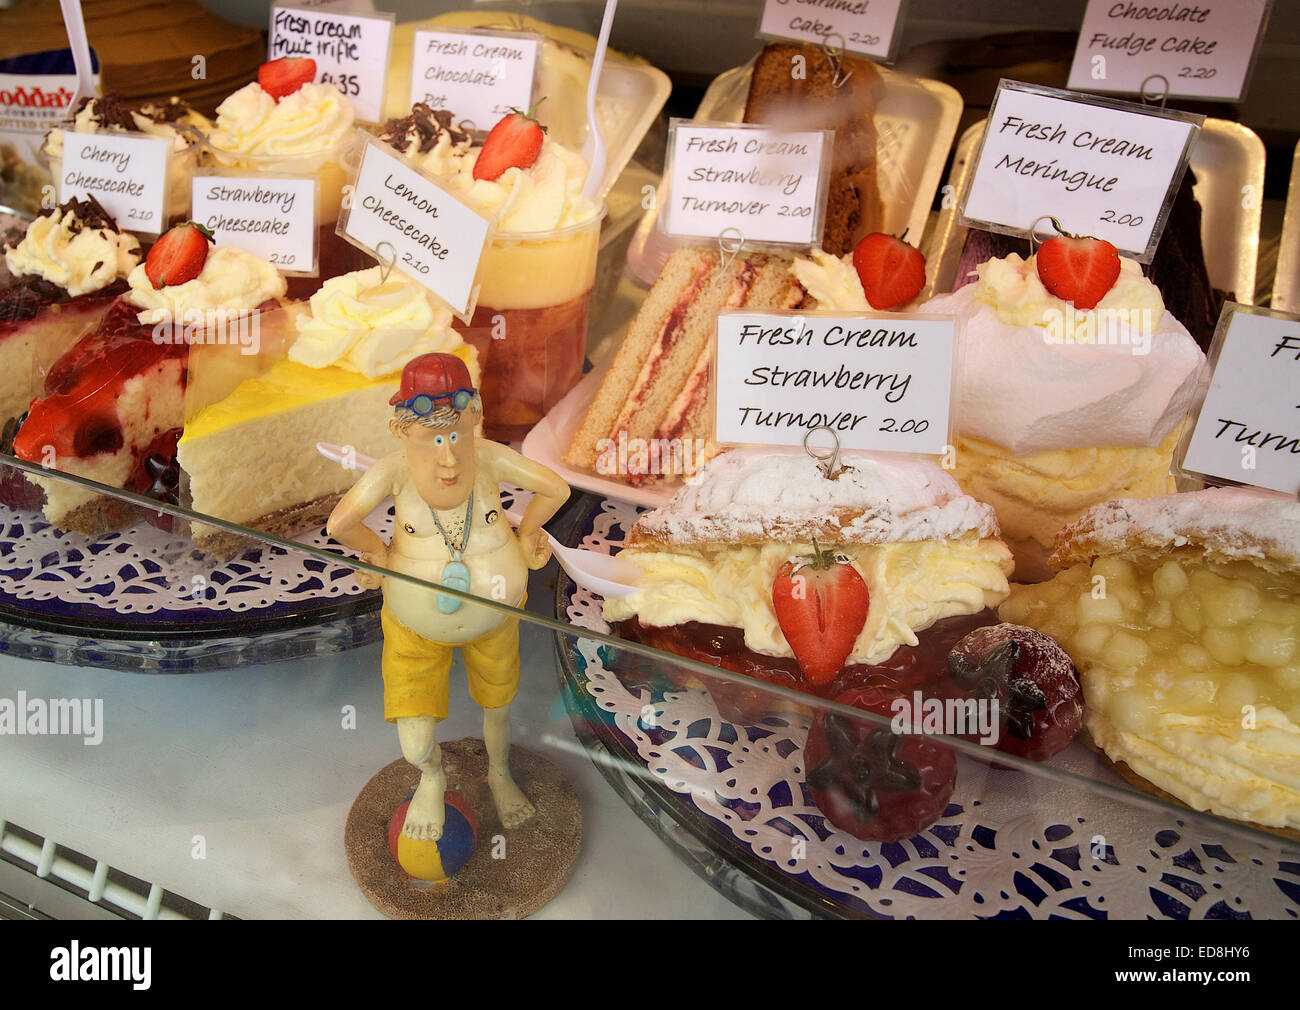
[562,497,1300,919]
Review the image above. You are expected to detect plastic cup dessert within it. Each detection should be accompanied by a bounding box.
[378,102,604,441]
[42,94,209,228]
[206,60,370,299]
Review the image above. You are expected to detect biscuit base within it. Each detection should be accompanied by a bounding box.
[344,739,582,919]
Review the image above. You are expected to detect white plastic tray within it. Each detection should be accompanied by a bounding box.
[1272,140,1300,313]
[930,117,1265,302]
[627,61,962,286]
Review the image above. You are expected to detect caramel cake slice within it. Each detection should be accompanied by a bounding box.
[1000,488,1300,836]
[563,245,808,485]
[743,42,885,255]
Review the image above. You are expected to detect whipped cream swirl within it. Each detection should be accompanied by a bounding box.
[6,201,140,297]
[127,246,286,324]
[210,82,355,157]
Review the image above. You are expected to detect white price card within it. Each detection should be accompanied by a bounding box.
[338,135,492,319]
[757,0,905,61]
[1180,303,1300,497]
[269,4,395,123]
[712,312,955,455]
[959,80,1201,263]
[1067,0,1272,103]
[58,131,170,236]
[662,120,831,247]
[192,173,319,276]
[410,28,540,134]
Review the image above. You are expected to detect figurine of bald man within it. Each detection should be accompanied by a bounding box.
[328,352,569,843]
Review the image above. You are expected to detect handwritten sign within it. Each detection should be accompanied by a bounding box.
[663,120,831,246]
[757,0,905,61]
[338,136,492,318]
[192,174,318,275]
[268,4,395,122]
[1067,0,1272,102]
[409,28,540,134]
[59,132,170,235]
[713,312,955,454]
[1180,303,1300,496]
[959,81,1201,262]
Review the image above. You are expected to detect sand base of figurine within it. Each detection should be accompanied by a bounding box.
[1080,732,1300,844]
[345,739,582,919]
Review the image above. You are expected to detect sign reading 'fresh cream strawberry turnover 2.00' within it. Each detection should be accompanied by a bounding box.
[960,80,1202,263]
[712,312,955,455]
[338,135,492,317]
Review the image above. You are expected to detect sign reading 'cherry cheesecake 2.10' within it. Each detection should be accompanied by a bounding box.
[268,4,395,122]
[1179,303,1300,497]
[662,120,832,247]
[960,80,1202,262]
[1067,0,1273,103]
[712,312,956,456]
[58,131,170,236]
[337,134,492,319]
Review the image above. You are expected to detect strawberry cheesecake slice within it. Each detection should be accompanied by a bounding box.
[11,222,286,534]
[0,198,141,423]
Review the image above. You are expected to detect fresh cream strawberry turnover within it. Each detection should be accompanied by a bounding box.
[603,449,1014,708]
[1000,488,1300,835]
[11,222,286,534]
[919,232,1208,580]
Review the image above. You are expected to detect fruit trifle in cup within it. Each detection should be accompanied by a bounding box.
[0,197,141,422]
[43,94,209,227]
[378,102,604,441]
[207,58,369,298]
[920,231,1208,581]
[10,221,287,534]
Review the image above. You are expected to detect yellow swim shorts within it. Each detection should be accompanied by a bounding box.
[380,604,522,722]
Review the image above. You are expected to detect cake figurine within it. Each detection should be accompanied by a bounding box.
[330,352,580,914]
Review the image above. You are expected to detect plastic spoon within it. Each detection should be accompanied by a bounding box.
[314,441,642,599]
[57,0,96,110]
[579,0,618,203]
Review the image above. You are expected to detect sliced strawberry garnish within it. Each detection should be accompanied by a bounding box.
[1035,233,1121,310]
[472,101,546,182]
[145,222,214,289]
[851,232,926,310]
[258,57,317,101]
[771,541,869,685]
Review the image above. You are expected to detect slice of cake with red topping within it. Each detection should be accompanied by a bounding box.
[0,197,141,423]
[10,223,287,534]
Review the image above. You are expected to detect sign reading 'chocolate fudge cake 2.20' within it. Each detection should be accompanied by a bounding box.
[960,80,1202,263]
[663,120,832,247]
[712,312,955,456]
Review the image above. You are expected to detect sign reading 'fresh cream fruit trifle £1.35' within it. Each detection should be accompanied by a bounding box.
[269,4,395,122]
[1180,303,1300,497]
[959,80,1202,263]
[338,135,492,318]
[662,120,832,247]
[712,312,956,455]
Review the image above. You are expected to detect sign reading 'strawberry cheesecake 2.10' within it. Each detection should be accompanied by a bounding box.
[338,135,492,318]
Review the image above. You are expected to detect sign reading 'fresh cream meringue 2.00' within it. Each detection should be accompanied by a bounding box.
[712,312,955,456]
[960,80,1202,263]
[663,120,832,247]
[338,135,492,318]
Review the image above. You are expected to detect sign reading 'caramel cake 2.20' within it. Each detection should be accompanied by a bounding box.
[340,136,491,317]
[663,120,831,247]
[758,0,906,61]
[712,312,955,455]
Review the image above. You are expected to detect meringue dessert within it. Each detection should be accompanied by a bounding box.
[921,250,1208,580]
[178,265,479,553]
[605,448,1014,714]
[999,488,1300,834]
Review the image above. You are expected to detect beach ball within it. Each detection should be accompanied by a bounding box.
[387,791,478,882]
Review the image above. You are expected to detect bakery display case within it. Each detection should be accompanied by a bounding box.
[0,0,1297,923]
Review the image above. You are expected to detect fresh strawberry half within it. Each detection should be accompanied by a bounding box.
[771,541,869,685]
[258,57,317,101]
[145,222,214,289]
[473,101,546,181]
[851,232,926,310]
[1035,233,1120,310]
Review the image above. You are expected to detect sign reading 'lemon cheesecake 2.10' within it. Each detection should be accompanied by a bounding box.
[337,135,492,318]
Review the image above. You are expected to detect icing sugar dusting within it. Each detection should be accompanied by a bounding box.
[636,448,1001,544]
